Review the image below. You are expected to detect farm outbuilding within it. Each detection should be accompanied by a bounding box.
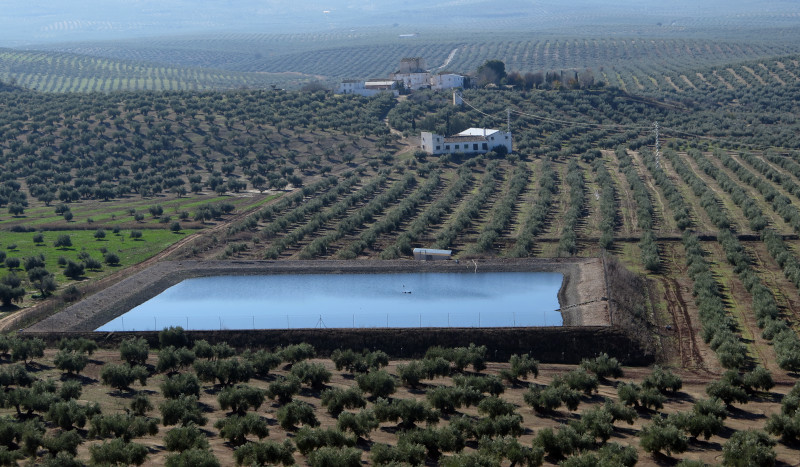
[413,248,452,261]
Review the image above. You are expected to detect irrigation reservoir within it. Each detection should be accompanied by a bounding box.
[95,272,563,331]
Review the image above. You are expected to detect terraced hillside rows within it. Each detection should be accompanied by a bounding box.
[31,33,799,88]
[0,49,315,92]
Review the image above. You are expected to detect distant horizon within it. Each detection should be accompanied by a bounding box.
[3,0,800,47]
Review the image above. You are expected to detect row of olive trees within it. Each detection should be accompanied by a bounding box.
[433,161,502,250]
[469,162,530,254]
[339,169,441,259]
[615,147,660,271]
[263,171,381,259]
[558,159,586,255]
[300,172,418,259]
[381,165,474,259]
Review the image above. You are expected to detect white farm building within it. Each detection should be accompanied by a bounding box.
[420,128,512,156]
[337,80,400,97]
[338,57,465,96]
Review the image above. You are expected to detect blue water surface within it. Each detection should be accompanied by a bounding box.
[96,272,563,331]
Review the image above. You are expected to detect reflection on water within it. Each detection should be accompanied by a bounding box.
[96,272,563,331]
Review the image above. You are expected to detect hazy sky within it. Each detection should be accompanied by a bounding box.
[2,0,800,46]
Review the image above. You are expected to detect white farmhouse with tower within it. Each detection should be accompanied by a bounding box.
[338,57,465,96]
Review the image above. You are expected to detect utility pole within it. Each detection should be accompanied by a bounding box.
[507,108,511,133]
[654,121,661,168]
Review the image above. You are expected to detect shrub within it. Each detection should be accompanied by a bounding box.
[164,424,209,452]
[130,393,153,416]
[277,400,319,431]
[330,349,389,373]
[499,354,538,384]
[130,230,143,239]
[101,363,148,391]
[157,346,196,374]
[419,358,449,381]
[61,285,81,302]
[453,374,505,396]
[218,384,266,415]
[214,413,269,446]
[555,369,599,395]
[94,229,106,240]
[161,372,201,399]
[477,435,545,467]
[373,397,439,430]
[233,440,295,466]
[427,385,483,414]
[321,387,366,417]
[396,360,428,388]
[46,400,100,430]
[63,260,84,279]
[337,409,379,439]
[399,425,466,458]
[580,353,624,380]
[706,379,749,406]
[54,234,72,249]
[11,337,45,364]
[266,376,301,404]
[89,438,149,466]
[604,399,638,424]
[28,268,58,297]
[40,452,81,467]
[289,361,331,390]
[53,350,88,374]
[165,448,220,467]
[159,326,189,348]
[371,440,427,466]
[477,396,517,418]
[120,337,149,366]
[88,414,159,441]
[533,424,593,460]
[279,343,315,364]
[243,349,282,377]
[59,380,83,401]
[4,257,20,270]
[525,383,582,413]
[307,446,361,467]
[97,253,118,269]
[58,337,97,355]
[160,395,207,427]
[295,427,356,455]
[722,430,775,467]
[0,279,25,307]
[356,370,396,399]
[639,417,688,456]
[559,442,637,467]
[742,366,775,392]
[194,358,253,386]
[642,366,682,394]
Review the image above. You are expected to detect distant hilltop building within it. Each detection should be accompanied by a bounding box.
[391,57,465,91]
[337,79,399,97]
[337,57,464,96]
[420,128,512,156]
